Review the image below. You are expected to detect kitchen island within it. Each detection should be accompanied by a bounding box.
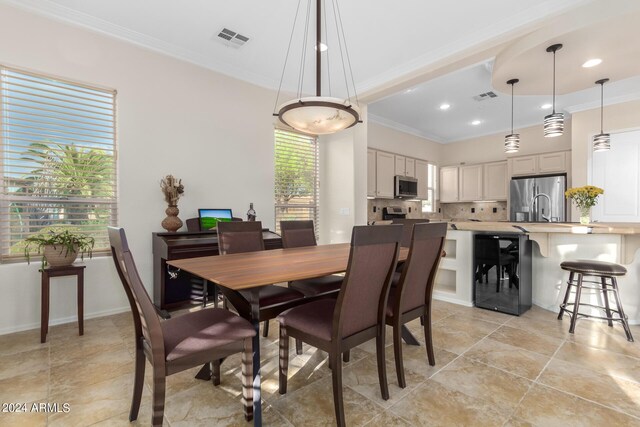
[438,221,640,324]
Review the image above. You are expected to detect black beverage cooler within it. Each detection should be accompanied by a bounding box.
[474,233,532,315]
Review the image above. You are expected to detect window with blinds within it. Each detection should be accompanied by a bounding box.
[0,66,117,262]
[422,163,437,213]
[274,129,319,235]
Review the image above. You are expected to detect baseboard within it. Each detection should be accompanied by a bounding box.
[0,306,131,336]
[433,292,474,307]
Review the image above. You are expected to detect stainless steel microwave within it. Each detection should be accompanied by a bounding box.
[394,175,418,198]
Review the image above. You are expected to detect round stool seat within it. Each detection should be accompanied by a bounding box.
[560,260,627,276]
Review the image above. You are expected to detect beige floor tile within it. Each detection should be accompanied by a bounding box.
[363,410,413,426]
[503,417,535,427]
[384,342,457,381]
[451,306,514,325]
[515,383,640,426]
[488,325,564,356]
[389,379,511,426]
[505,315,570,340]
[519,304,559,323]
[0,406,48,427]
[431,316,499,354]
[0,347,48,381]
[538,357,640,418]
[464,337,550,380]
[431,356,532,413]
[0,372,49,406]
[271,376,384,427]
[569,322,640,359]
[0,329,48,357]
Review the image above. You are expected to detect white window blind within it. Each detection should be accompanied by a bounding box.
[0,66,117,262]
[274,129,319,235]
[422,163,437,213]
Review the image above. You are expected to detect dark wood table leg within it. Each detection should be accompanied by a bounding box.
[202,279,208,308]
[41,271,49,343]
[248,288,262,427]
[78,268,84,336]
[401,325,420,346]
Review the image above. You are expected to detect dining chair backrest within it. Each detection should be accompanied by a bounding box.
[185,218,201,232]
[395,222,447,314]
[391,218,430,248]
[108,227,164,357]
[280,220,317,248]
[217,221,265,255]
[334,225,402,339]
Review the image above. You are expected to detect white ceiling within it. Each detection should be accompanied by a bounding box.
[5,0,639,143]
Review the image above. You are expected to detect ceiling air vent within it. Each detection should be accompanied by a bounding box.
[216,28,250,48]
[472,91,498,101]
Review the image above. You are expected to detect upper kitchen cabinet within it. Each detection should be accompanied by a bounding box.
[394,155,416,177]
[459,164,483,202]
[509,151,570,176]
[367,149,376,197]
[415,160,429,200]
[483,161,508,201]
[375,150,395,198]
[440,166,459,203]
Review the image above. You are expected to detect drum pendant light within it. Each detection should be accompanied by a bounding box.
[593,78,611,152]
[273,0,361,135]
[544,44,564,137]
[505,78,520,154]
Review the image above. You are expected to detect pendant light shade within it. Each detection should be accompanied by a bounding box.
[593,78,611,152]
[505,78,520,154]
[544,44,564,138]
[274,0,361,135]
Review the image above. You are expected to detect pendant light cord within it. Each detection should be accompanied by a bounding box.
[273,0,303,114]
[333,0,359,106]
[552,50,556,114]
[511,82,514,133]
[600,82,604,133]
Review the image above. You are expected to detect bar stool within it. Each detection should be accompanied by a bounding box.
[558,260,634,342]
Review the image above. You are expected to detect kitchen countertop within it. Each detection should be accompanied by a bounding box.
[448,221,640,235]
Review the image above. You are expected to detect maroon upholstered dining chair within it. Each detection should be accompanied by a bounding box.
[278,224,402,427]
[280,220,343,297]
[386,222,447,388]
[216,221,306,337]
[108,227,255,426]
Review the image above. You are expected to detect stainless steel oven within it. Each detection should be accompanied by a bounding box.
[394,175,418,199]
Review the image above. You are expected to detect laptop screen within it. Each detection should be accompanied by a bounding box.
[198,209,233,230]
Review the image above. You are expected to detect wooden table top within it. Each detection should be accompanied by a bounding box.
[167,243,408,291]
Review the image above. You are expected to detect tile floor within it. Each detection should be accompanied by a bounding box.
[1,301,639,426]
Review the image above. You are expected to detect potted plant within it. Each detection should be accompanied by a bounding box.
[24,229,95,267]
[565,185,604,225]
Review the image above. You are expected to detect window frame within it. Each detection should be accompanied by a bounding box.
[422,163,437,213]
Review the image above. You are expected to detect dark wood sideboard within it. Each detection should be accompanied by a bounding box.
[152,230,283,310]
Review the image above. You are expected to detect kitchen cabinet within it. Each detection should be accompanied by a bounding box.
[511,156,537,176]
[483,161,508,200]
[395,155,406,176]
[538,152,567,173]
[459,164,483,202]
[367,149,376,197]
[405,158,416,178]
[510,151,569,176]
[375,151,395,198]
[440,166,459,202]
[415,160,429,200]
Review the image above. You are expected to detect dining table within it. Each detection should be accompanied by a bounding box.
[167,242,410,426]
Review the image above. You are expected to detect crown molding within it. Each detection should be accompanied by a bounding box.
[563,92,640,114]
[368,114,445,144]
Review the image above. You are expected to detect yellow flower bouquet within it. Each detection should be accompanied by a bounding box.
[565,185,603,224]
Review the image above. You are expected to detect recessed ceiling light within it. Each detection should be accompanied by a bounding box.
[582,58,602,68]
[471,120,482,126]
[439,103,451,110]
[404,88,416,94]
[314,43,328,52]
[541,103,553,110]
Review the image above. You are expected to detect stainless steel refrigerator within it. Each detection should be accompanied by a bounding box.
[509,174,567,222]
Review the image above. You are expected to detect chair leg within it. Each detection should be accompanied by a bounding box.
[393,319,406,389]
[424,309,435,366]
[601,277,614,327]
[342,350,350,363]
[420,315,424,326]
[376,328,390,401]
[558,272,574,320]
[569,273,583,334]
[611,277,634,342]
[151,366,166,427]
[129,345,145,421]
[263,320,269,338]
[330,351,346,427]
[241,337,254,421]
[295,339,303,355]
[279,327,290,394]
[211,359,221,386]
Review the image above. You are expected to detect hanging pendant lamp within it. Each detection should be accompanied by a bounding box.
[273,0,361,135]
[505,78,520,154]
[544,44,564,137]
[593,78,611,152]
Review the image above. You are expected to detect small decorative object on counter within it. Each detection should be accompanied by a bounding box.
[247,202,257,221]
[160,174,185,232]
[565,185,604,225]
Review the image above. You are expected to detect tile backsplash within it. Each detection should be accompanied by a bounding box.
[367,199,442,223]
[367,199,507,223]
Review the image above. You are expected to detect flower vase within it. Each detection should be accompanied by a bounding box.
[161,205,183,232]
[579,207,591,225]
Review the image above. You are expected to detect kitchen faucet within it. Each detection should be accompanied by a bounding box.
[530,192,552,222]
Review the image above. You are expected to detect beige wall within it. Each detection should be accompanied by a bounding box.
[0,4,279,333]
[440,122,572,166]
[367,122,442,163]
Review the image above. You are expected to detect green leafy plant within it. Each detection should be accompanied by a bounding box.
[23,229,95,265]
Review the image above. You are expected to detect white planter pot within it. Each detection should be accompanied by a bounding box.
[43,245,78,267]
